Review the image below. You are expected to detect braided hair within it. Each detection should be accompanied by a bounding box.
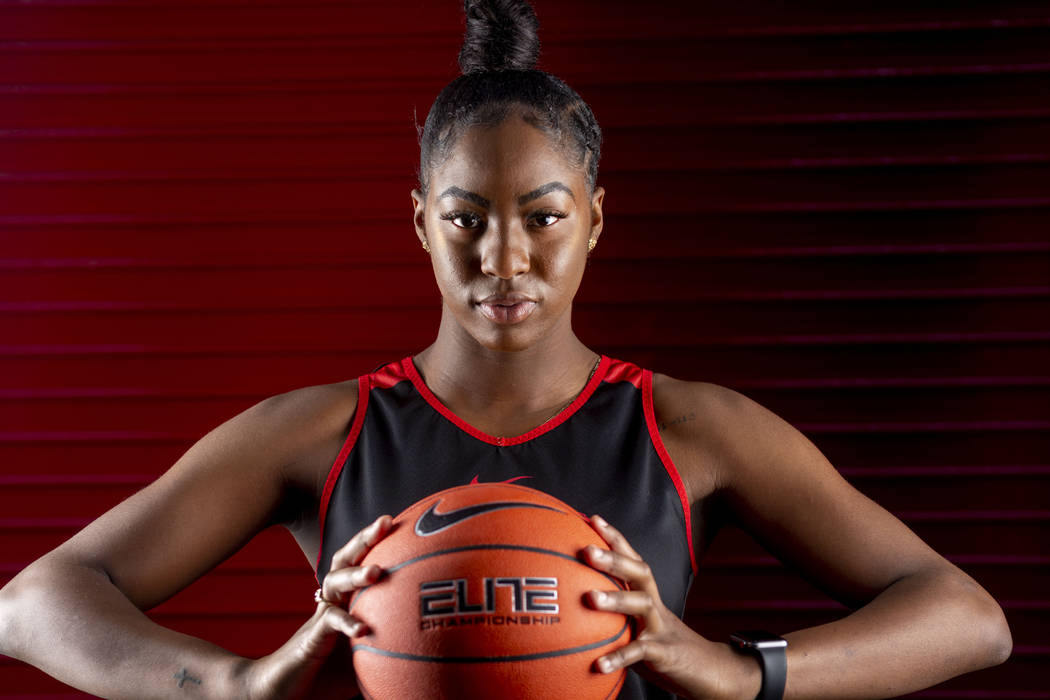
[418,0,603,195]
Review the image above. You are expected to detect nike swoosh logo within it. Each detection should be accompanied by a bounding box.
[469,475,532,485]
[414,499,562,537]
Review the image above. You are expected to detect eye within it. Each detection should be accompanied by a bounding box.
[439,211,483,230]
[530,211,566,228]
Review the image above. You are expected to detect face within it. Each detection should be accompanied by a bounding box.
[412,112,604,353]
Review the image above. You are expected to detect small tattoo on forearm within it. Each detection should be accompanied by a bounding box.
[173,668,202,689]
[658,411,697,432]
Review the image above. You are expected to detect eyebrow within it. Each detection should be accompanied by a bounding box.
[518,181,575,205]
[437,186,489,209]
[436,181,575,209]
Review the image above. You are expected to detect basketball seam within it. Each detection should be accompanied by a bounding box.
[351,621,630,664]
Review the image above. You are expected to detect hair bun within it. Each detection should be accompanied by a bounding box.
[458,0,540,74]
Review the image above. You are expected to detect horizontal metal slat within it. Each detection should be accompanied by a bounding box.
[6,246,1049,269]
[707,519,1049,567]
[5,297,1048,337]
[4,28,1050,86]
[3,387,1047,437]
[2,255,1046,308]
[2,344,1045,396]
[3,74,1050,130]
[2,118,1049,176]
[748,385,1050,427]
[4,376,1047,398]
[1,422,1045,447]
[1,429,1047,474]
[685,603,1048,641]
[627,343,1050,386]
[2,209,1048,263]
[4,469,1046,521]
[0,442,191,476]
[850,473,1050,513]
[3,165,1050,219]
[1,1,1047,42]
[2,301,1048,356]
[5,120,1050,177]
[603,120,1050,172]
[812,431,1050,474]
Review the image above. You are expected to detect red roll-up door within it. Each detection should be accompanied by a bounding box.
[1,1,1047,697]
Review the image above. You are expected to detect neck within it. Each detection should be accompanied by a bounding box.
[413,305,599,435]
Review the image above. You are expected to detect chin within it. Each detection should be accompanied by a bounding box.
[471,326,542,354]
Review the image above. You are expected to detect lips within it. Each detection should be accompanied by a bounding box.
[477,293,538,324]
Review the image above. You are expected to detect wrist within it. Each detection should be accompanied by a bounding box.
[720,641,763,700]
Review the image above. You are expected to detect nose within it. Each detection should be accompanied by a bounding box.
[479,221,530,280]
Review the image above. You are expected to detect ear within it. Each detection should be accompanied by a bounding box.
[411,188,428,247]
[588,185,605,246]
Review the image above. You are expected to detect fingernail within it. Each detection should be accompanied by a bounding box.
[597,657,614,674]
[592,514,607,527]
[591,590,607,605]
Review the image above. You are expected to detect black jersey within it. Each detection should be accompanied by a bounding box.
[317,355,697,699]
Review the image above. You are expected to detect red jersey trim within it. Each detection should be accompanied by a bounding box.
[402,355,611,448]
[603,356,643,388]
[315,374,371,579]
[642,369,698,574]
[372,357,411,389]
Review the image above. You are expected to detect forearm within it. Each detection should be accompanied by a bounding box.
[0,558,248,700]
[779,566,1011,699]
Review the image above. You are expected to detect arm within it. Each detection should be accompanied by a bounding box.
[586,376,1011,699]
[0,381,384,700]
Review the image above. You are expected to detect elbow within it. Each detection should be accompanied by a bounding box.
[980,598,1013,667]
[949,569,1013,669]
[0,559,61,660]
[926,566,1012,671]
[0,573,21,658]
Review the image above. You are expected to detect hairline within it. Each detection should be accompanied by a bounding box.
[419,101,597,198]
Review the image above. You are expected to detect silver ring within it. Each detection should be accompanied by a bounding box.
[313,588,325,604]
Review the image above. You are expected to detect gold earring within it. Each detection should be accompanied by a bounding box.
[422,239,431,254]
[587,238,597,252]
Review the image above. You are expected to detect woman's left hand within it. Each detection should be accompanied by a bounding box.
[584,515,760,700]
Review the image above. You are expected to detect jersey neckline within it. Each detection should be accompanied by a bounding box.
[401,355,611,447]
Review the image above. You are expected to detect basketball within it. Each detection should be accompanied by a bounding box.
[348,482,632,699]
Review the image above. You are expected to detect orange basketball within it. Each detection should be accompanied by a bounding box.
[349,482,632,699]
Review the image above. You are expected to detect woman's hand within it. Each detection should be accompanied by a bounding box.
[241,514,393,700]
[584,515,760,700]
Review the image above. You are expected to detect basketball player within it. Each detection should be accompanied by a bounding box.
[0,1,1011,698]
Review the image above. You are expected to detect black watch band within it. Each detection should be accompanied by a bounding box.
[730,630,788,700]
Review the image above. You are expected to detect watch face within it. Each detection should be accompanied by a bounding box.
[731,630,788,650]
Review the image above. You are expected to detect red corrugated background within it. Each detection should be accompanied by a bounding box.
[1,1,1048,697]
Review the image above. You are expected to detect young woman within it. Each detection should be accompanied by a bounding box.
[0,1,1011,698]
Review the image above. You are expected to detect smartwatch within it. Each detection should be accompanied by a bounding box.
[730,630,788,700]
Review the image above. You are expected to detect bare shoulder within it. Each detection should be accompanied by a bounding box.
[220,378,361,497]
[651,373,825,499]
[242,379,359,451]
[175,378,359,482]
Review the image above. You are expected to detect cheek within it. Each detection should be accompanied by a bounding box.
[429,242,475,298]
[539,239,588,295]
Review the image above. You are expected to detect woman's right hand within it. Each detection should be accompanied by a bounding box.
[241,514,393,700]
